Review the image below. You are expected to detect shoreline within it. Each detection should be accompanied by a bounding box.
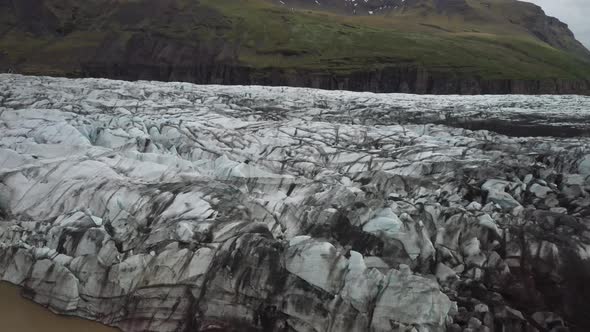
[0,282,119,332]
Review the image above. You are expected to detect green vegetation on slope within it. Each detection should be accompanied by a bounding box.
[0,0,589,81]
[197,0,590,79]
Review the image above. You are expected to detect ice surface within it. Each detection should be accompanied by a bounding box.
[1,74,590,332]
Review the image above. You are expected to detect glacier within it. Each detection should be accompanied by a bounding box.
[0,74,590,332]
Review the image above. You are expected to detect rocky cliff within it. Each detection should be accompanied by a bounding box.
[1,74,590,331]
[82,60,590,95]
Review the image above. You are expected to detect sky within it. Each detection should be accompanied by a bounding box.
[525,0,590,49]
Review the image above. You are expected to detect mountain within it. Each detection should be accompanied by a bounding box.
[1,0,590,94]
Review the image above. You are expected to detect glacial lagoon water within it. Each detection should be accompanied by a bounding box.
[0,282,119,332]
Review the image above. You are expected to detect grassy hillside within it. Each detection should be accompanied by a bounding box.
[200,0,590,79]
[0,0,589,81]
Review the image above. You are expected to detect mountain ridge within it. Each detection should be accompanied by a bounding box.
[1,0,590,94]
[263,0,590,58]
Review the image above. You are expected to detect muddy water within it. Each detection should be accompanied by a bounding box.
[0,282,120,332]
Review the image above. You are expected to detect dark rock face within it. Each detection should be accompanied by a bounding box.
[1,75,590,332]
[8,0,59,36]
[509,1,590,59]
[81,61,590,95]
